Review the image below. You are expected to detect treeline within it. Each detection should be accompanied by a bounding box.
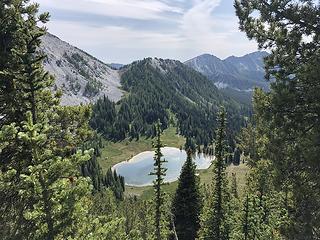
[1,0,319,239]
[80,136,125,199]
[90,95,243,163]
[90,58,250,147]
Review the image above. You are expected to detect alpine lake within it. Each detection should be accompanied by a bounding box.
[112,147,213,186]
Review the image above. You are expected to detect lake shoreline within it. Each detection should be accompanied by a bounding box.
[112,147,214,186]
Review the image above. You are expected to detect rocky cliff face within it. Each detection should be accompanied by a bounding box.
[40,33,123,105]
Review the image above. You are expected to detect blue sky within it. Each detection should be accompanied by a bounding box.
[38,0,259,64]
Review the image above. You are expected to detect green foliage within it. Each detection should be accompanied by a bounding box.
[150,120,169,240]
[91,58,248,146]
[236,122,258,166]
[119,198,157,239]
[3,0,318,239]
[233,148,241,165]
[0,0,54,166]
[80,135,125,199]
[184,137,197,152]
[0,1,128,239]
[235,0,320,237]
[83,79,102,97]
[231,173,239,199]
[198,108,233,240]
[90,95,118,139]
[231,160,289,240]
[172,150,202,240]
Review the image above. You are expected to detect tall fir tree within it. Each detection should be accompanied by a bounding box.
[235,0,320,237]
[150,120,168,240]
[0,1,127,239]
[198,107,232,240]
[171,149,202,240]
[0,0,54,170]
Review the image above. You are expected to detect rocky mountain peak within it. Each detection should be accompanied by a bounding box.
[40,33,123,105]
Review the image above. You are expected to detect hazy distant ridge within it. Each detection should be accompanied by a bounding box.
[185,51,269,91]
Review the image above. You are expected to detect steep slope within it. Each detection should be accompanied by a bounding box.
[185,51,269,91]
[91,57,248,146]
[40,33,123,105]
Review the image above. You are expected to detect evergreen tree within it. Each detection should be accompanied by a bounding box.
[231,161,289,240]
[0,0,54,170]
[171,150,202,240]
[3,112,94,239]
[184,137,196,152]
[150,120,168,240]
[235,0,320,237]
[198,108,232,240]
[0,1,126,239]
[236,123,257,166]
[236,194,259,240]
[233,148,241,165]
[231,173,239,199]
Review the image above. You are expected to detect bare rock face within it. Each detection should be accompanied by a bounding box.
[40,33,123,105]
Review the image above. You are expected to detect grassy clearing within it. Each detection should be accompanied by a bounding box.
[98,127,185,172]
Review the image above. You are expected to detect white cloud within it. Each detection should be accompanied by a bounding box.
[47,20,183,48]
[179,0,258,58]
[46,20,185,63]
[37,0,182,20]
[39,0,258,63]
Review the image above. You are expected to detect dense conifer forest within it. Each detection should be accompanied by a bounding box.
[90,58,250,148]
[0,0,319,239]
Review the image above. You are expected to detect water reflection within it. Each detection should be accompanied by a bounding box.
[112,147,213,186]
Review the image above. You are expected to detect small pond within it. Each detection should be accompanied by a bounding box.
[112,147,213,186]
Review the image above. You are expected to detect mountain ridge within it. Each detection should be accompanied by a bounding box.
[92,56,247,145]
[41,32,267,107]
[185,51,269,91]
[40,33,123,105]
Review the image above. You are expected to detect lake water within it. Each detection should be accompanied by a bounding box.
[112,147,213,186]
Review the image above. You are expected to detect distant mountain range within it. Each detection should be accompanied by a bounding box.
[40,33,249,142]
[185,51,269,92]
[40,33,268,106]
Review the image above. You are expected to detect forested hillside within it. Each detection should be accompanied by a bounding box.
[1,0,319,240]
[91,58,249,147]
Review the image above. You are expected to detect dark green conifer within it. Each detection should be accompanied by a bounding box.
[235,0,320,237]
[199,107,231,240]
[150,120,167,240]
[172,149,202,240]
[233,148,241,165]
